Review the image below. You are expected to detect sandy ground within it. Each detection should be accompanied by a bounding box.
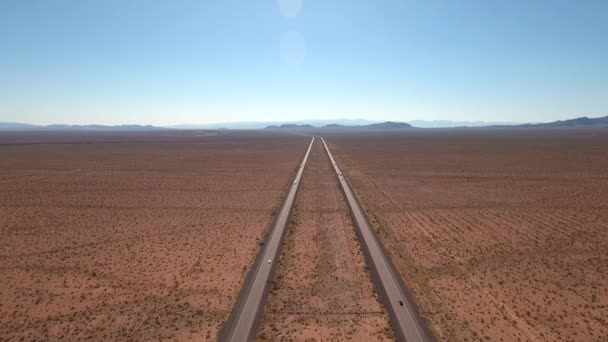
[258,140,393,341]
[0,131,308,341]
[326,128,608,342]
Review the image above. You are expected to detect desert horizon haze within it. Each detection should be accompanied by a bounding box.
[1,0,607,125]
[2,114,608,130]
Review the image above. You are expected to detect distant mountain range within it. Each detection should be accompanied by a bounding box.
[514,116,608,128]
[0,123,165,131]
[1,116,606,131]
[170,119,519,129]
[264,116,608,130]
[265,124,316,129]
[367,121,413,129]
[409,120,519,128]
[265,121,413,130]
[168,119,380,130]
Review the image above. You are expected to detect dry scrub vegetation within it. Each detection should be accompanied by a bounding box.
[0,131,307,341]
[328,129,608,342]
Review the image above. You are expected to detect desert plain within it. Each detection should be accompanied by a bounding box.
[325,128,608,342]
[0,131,308,341]
[1,127,607,342]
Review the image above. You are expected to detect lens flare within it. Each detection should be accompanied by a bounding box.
[277,0,302,18]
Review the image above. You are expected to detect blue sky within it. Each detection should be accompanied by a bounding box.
[1,0,607,125]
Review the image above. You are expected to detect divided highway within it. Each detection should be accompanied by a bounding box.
[221,135,432,341]
[219,137,314,342]
[321,137,434,342]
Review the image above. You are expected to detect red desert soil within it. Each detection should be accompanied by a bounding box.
[0,131,308,341]
[326,128,608,342]
[258,140,393,341]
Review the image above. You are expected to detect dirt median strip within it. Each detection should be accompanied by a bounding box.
[258,138,393,341]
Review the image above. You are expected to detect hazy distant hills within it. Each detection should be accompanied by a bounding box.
[266,116,608,130]
[366,121,413,129]
[168,119,380,130]
[264,121,413,130]
[170,117,607,130]
[0,122,39,130]
[2,116,606,131]
[515,116,608,128]
[171,119,515,129]
[409,120,519,128]
[0,123,165,131]
[263,116,608,130]
[265,124,316,129]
